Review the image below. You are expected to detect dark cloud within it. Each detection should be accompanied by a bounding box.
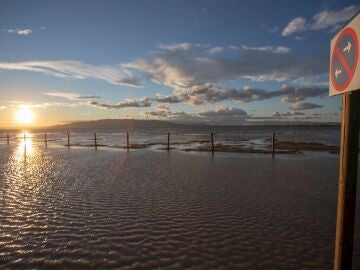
[125,43,328,90]
[144,111,169,118]
[77,95,102,100]
[272,111,305,118]
[90,98,151,109]
[155,85,328,105]
[288,102,323,110]
[144,106,249,125]
[198,107,247,118]
[155,95,183,103]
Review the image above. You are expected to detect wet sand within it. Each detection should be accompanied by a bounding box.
[0,145,359,269]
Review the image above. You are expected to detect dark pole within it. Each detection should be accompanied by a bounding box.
[7,133,9,145]
[45,133,47,147]
[126,132,129,150]
[334,91,360,270]
[211,132,215,153]
[67,132,70,147]
[167,132,170,151]
[272,132,275,155]
[94,133,97,149]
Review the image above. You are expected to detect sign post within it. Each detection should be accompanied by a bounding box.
[330,12,360,270]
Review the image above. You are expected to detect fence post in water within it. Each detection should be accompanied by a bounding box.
[67,132,70,147]
[44,133,47,147]
[23,133,26,142]
[211,132,215,154]
[126,132,129,150]
[7,133,9,145]
[272,132,275,155]
[167,132,170,151]
[94,133,97,149]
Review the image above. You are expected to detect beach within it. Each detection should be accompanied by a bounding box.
[0,140,359,269]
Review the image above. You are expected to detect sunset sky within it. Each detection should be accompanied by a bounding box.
[0,0,359,127]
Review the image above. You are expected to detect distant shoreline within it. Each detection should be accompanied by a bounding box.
[0,118,341,131]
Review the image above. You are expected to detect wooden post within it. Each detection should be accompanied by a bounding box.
[272,132,275,155]
[67,132,70,147]
[211,132,215,153]
[126,132,129,150]
[334,92,360,270]
[6,134,9,144]
[44,133,47,147]
[167,132,170,151]
[23,133,26,142]
[94,133,97,149]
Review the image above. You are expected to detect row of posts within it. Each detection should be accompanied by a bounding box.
[2,132,277,154]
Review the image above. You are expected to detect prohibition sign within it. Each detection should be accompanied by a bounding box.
[330,27,358,92]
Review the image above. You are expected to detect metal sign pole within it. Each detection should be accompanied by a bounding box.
[334,91,360,270]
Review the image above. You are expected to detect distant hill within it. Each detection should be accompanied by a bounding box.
[49,119,184,129]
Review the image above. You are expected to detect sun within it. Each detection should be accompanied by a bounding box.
[15,107,34,125]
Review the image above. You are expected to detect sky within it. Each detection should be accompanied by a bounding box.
[0,0,359,127]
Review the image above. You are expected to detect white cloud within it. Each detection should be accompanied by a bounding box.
[282,17,307,36]
[282,5,359,37]
[158,43,192,51]
[207,46,223,54]
[0,61,142,87]
[241,45,291,54]
[311,5,359,30]
[3,28,33,36]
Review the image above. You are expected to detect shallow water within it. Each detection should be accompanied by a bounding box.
[0,139,359,269]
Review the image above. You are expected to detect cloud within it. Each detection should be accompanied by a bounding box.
[311,5,359,31]
[288,102,323,110]
[240,45,291,54]
[155,95,183,104]
[280,86,328,103]
[272,111,305,118]
[269,26,279,33]
[43,92,102,100]
[155,85,328,105]
[198,106,247,118]
[154,104,170,111]
[282,17,307,36]
[207,46,224,54]
[4,101,84,109]
[125,43,327,89]
[90,98,151,109]
[0,61,142,87]
[282,5,359,36]
[144,106,249,124]
[144,111,169,118]
[158,43,192,51]
[3,28,32,35]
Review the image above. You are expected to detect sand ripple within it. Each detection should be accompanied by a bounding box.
[0,145,359,269]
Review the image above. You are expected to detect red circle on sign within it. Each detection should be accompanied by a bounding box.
[330,27,358,92]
